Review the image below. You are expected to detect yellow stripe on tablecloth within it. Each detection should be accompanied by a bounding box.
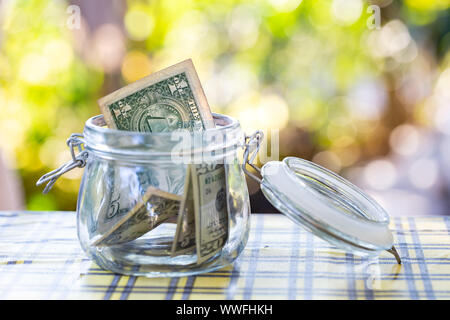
[0,212,450,299]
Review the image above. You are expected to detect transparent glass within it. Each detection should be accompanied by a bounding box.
[76,113,251,277]
[261,157,393,256]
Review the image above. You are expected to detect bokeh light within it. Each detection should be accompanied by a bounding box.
[90,24,126,73]
[19,53,51,84]
[269,0,303,13]
[389,124,420,156]
[124,6,154,41]
[0,0,449,215]
[408,157,439,189]
[364,159,397,190]
[121,51,152,83]
[331,0,363,25]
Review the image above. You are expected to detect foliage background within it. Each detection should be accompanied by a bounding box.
[0,0,449,215]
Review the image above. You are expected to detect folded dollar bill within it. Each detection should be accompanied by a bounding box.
[91,186,182,247]
[191,163,229,264]
[171,165,196,256]
[96,59,230,263]
[98,59,214,132]
[95,59,215,246]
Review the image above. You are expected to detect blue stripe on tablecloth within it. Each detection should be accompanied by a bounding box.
[288,222,299,299]
[408,217,435,300]
[69,267,450,281]
[181,276,196,299]
[104,274,121,300]
[395,218,418,299]
[76,282,450,293]
[303,231,314,299]
[345,253,357,300]
[242,214,263,299]
[64,287,450,298]
[165,277,179,300]
[5,254,449,266]
[7,280,450,297]
[120,266,139,300]
[0,212,19,218]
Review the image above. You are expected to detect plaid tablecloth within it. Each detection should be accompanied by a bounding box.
[0,211,449,300]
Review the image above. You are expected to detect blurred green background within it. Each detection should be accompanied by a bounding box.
[0,0,449,215]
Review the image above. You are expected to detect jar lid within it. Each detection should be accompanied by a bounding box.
[259,156,400,261]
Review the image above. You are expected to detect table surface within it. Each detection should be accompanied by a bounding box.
[0,211,449,300]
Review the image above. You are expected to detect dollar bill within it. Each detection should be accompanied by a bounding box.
[96,59,215,245]
[97,59,230,262]
[95,167,132,235]
[191,163,229,264]
[171,165,196,256]
[86,164,135,237]
[92,165,169,237]
[91,187,183,247]
[98,59,214,132]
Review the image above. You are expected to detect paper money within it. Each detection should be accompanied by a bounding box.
[96,59,230,262]
[92,165,171,236]
[96,59,215,245]
[86,165,135,237]
[98,59,214,132]
[191,163,229,264]
[171,165,196,256]
[95,167,132,235]
[91,187,182,247]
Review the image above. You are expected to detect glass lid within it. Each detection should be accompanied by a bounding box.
[259,157,399,259]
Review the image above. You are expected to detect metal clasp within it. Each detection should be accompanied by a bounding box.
[242,130,264,184]
[241,130,401,264]
[36,134,88,194]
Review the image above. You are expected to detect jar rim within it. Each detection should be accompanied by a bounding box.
[85,112,240,137]
[82,113,244,162]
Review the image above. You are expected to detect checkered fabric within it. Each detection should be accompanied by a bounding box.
[0,211,449,299]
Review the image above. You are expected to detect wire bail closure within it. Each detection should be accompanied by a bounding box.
[241,130,401,264]
[242,130,264,184]
[36,133,88,194]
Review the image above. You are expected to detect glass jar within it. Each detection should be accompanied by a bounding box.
[74,113,250,277]
[37,113,402,277]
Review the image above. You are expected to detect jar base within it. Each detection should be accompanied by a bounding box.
[89,249,241,278]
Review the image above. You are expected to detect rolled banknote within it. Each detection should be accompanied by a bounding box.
[191,163,229,264]
[86,164,136,237]
[91,187,182,247]
[171,165,196,256]
[91,164,174,238]
[171,163,230,262]
[95,59,215,245]
[94,166,133,236]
